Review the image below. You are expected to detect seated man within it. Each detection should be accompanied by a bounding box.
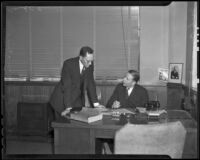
[106,70,149,109]
[102,70,149,154]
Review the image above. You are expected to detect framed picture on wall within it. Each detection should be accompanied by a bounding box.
[168,63,183,83]
[158,68,168,82]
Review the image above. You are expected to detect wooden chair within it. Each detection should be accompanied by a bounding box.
[114,121,186,158]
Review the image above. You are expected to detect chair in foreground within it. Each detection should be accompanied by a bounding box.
[114,121,186,158]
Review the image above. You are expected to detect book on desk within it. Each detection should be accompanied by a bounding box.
[136,107,168,122]
[69,107,103,123]
[147,110,168,122]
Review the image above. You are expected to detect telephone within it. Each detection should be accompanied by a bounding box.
[145,101,160,111]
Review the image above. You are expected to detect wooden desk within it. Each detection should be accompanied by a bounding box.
[52,115,122,154]
[52,110,197,157]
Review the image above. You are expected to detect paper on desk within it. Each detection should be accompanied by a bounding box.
[93,107,135,116]
[147,109,167,116]
[93,107,112,115]
[93,107,108,112]
[112,108,135,115]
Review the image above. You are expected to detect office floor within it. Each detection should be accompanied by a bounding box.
[4,134,197,158]
[5,134,53,154]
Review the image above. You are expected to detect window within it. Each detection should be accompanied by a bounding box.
[4,6,140,81]
[191,2,198,90]
[5,7,30,79]
[95,7,140,80]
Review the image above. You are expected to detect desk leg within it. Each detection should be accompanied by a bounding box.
[89,130,95,154]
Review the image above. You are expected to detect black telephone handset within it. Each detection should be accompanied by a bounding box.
[145,101,160,111]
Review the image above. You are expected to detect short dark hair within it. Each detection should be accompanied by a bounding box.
[128,70,140,83]
[79,46,93,57]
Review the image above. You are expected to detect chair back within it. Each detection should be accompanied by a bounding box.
[114,121,186,158]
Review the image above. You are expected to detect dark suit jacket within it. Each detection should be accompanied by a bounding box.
[49,56,98,114]
[106,83,149,109]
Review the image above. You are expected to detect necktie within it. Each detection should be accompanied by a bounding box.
[81,66,86,75]
[125,87,129,99]
[80,67,85,106]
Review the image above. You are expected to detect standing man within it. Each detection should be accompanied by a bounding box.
[106,70,149,109]
[49,46,104,120]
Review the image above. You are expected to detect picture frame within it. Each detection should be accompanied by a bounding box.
[168,63,183,83]
[158,68,168,82]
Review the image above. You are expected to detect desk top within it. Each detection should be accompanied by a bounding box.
[52,115,122,130]
[52,109,197,129]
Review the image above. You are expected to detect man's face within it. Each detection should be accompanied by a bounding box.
[123,73,135,87]
[81,52,94,68]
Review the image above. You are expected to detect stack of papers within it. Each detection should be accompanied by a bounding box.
[147,109,167,116]
[111,108,135,115]
[93,107,135,116]
[93,107,109,113]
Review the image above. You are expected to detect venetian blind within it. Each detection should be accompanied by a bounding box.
[30,7,61,79]
[5,6,139,81]
[95,6,140,80]
[5,7,29,79]
[62,7,94,61]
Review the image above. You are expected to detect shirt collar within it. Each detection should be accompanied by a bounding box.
[127,86,134,96]
[126,86,134,90]
[79,59,84,73]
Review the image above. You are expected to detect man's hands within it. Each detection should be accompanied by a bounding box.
[94,104,105,108]
[112,100,121,109]
[61,107,72,116]
[94,101,121,109]
[61,104,106,116]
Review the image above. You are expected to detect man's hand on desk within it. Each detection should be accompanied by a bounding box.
[94,104,106,108]
[61,107,72,116]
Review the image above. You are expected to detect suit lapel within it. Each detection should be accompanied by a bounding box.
[123,86,128,99]
[129,85,137,98]
[74,57,81,75]
[74,57,88,90]
[73,57,81,85]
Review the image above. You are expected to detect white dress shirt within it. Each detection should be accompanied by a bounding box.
[79,60,84,74]
[127,87,133,96]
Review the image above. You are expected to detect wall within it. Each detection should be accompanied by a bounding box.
[140,2,187,85]
[168,2,187,84]
[140,5,169,85]
[139,5,170,108]
[139,2,188,109]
